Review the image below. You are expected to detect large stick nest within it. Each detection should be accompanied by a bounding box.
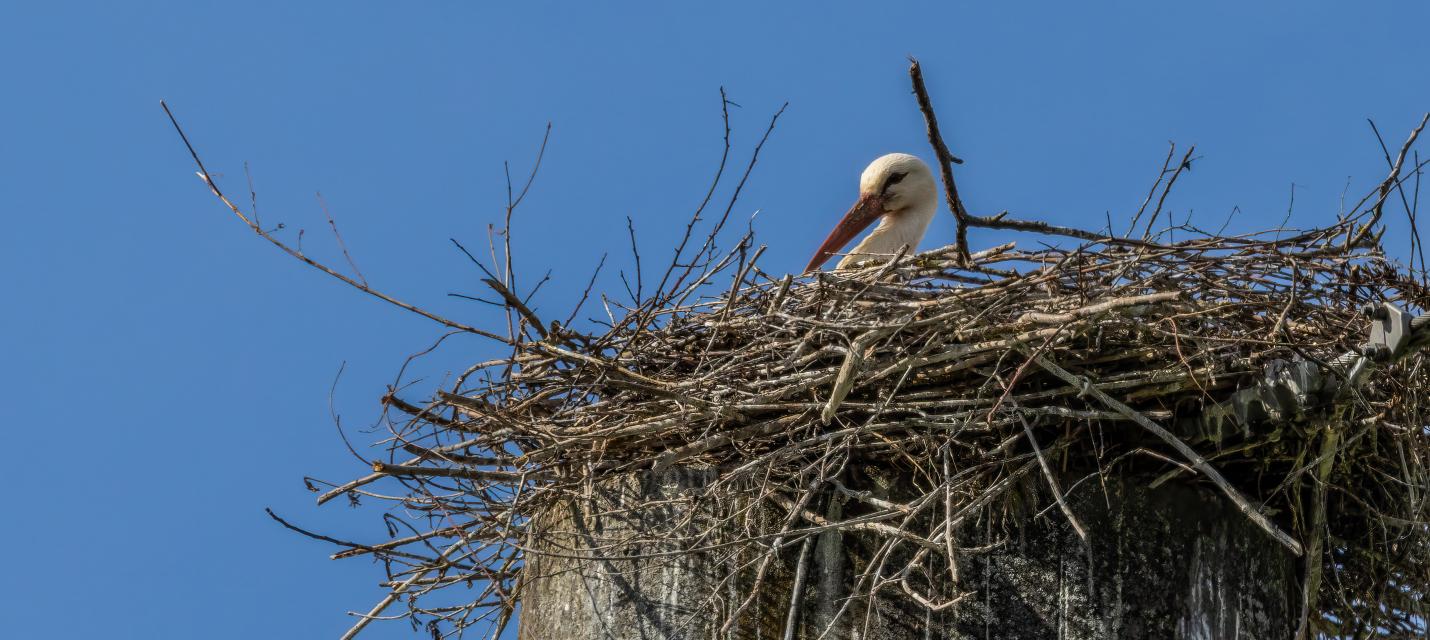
[318,224,1426,638]
[163,74,1430,638]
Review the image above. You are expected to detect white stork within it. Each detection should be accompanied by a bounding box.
[805,153,939,271]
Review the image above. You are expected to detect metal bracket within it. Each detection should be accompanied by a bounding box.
[1184,303,1420,441]
[1186,357,1324,441]
[1361,302,1412,361]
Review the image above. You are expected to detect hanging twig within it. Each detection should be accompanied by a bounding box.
[1025,350,1304,556]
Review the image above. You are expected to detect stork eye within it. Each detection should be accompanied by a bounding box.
[882,172,907,192]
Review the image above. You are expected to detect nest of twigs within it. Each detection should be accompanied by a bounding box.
[163,63,1430,638]
[294,219,1428,637]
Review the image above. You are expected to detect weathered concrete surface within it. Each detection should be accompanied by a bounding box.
[518,468,792,640]
[939,477,1299,639]
[518,470,1297,639]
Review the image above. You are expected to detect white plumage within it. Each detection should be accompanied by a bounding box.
[806,153,939,271]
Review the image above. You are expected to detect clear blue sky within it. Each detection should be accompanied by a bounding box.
[2,2,1428,638]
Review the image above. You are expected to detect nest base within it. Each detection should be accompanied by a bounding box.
[518,468,1297,639]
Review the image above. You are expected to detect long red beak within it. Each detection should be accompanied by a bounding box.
[805,194,885,272]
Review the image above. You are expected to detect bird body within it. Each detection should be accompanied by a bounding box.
[806,153,939,271]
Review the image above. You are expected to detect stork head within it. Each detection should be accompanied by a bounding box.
[805,153,938,272]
